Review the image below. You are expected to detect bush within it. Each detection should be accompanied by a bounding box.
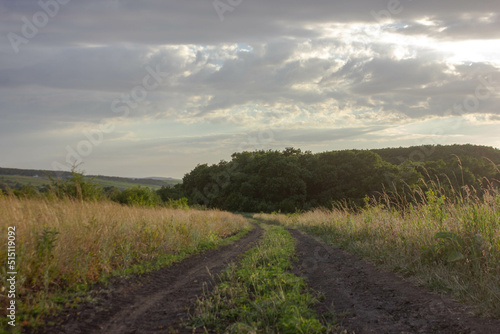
[49,170,104,201]
[166,197,189,209]
[157,184,185,202]
[13,184,41,199]
[113,186,162,207]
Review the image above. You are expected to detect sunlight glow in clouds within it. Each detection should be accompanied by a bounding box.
[437,40,500,65]
[0,0,499,178]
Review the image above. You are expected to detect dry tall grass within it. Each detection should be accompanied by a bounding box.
[255,188,500,317]
[0,197,248,325]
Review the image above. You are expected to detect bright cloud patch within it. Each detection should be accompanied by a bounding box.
[0,0,499,177]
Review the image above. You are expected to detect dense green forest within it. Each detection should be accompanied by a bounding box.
[3,144,499,213]
[182,144,500,212]
[371,144,500,166]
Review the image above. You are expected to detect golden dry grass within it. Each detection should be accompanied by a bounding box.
[0,197,248,324]
[255,190,500,317]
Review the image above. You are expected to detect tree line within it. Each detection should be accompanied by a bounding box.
[3,144,498,213]
[181,145,500,212]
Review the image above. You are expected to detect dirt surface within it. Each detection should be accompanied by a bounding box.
[289,228,500,334]
[27,225,263,334]
[25,224,499,334]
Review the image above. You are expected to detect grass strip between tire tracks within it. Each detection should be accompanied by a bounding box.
[190,223,336,333]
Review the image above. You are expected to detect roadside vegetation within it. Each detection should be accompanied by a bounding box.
[191,223,335,333]
[255,184,500,317]
[0,196,249,330]
[0,168,186,209]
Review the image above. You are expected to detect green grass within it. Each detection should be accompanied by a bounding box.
[0,175,50,188]
[191,224,335,333]
[113,226,252,277]
[85,177,164,190]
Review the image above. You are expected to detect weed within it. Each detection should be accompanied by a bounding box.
[34,227,59,295]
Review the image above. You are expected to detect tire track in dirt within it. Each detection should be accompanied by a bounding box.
[289,229,500,334]
[29,224,263,334]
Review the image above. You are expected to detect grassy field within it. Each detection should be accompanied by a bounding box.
[0,175,50,188]
[255,188,500,317]
[191,223,335,333]
[0,174,180,191]
[0,197,249,329]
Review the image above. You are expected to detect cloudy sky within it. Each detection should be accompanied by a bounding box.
[1,0,499,178]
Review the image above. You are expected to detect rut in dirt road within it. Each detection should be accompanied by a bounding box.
[289,229,500,334]
[30,225,263,334]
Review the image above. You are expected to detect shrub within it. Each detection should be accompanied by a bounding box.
[49,170,104,201]
[166,197,189,209]
[113,186,162,207]
[13,184,41,199]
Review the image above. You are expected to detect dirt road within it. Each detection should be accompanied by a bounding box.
[27,224,500,333]
[28,225,262,334]
[289,228,500,334]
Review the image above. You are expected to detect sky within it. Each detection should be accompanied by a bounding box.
[1,0,499,179]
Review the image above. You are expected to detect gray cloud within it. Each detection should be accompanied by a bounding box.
[1,0,499,176]
[2,0,499,49]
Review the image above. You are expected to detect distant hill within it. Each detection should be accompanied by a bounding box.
[0,167,182,191]
[144,177,178,181]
